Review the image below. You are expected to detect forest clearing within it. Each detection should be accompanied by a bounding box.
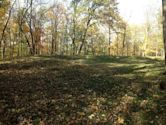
[0,0,166,124]
[0,56,165,124]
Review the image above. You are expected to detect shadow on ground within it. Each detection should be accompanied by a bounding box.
[0,56,165,125]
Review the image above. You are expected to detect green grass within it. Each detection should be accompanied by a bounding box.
[0,56,165,125]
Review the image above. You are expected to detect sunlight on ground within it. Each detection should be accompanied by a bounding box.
[0,56,165,124]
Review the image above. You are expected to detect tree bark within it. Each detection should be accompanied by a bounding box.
[162,0,166,65]
[122,25,127,56]
[29,0,36,55]
[108,24,111,56]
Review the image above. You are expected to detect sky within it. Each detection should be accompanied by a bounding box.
[117,0,162,25]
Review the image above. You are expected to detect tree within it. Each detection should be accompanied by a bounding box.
[77,0,119,55]
[69,0,81,55]
[100,0,119,55]
[0,0,16,59]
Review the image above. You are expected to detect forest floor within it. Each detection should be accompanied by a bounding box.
[0,55,166,125]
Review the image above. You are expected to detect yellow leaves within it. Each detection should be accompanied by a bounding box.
[46,10,56,19]
[34,27,42,39]
[46,25,53,31]
[22,24,29,33]
[11,22,18,33]
[0,9,6,17]
[88,24,99,33]
[117,116,124,124]
[0,0,10,20]
[77,112,85,116]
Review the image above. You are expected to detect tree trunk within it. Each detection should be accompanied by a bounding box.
[29,0,35,55]
[2,39,6,60]
[51,35,55,55]
[122,25,127,56]
[162,0,166,65]
[78,17,92,55]
[72,39,76,55]
[108,25,111,56]
[116,35,119,56]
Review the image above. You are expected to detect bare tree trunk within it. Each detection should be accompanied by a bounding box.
[78,16,92,55]
[72,19,76,55]
[108,25,111,56]
[9,27,13,60]
[116,34,119,56]
[72,40,76,55]
[127,44,129,56]
[122,25,127,56]
[133,41,136,56]
[54,30,58,53]
[162,0,166,65]
[2,37,7,60]
[51,36,55,55]
[78,32,87,55]
[29,0,35,55]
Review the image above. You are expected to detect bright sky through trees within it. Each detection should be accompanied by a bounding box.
[46,0,162,25]
[18,0,161,25]
[117,0,162,24]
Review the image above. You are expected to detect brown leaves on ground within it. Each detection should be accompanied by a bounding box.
[0,56,165,125]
